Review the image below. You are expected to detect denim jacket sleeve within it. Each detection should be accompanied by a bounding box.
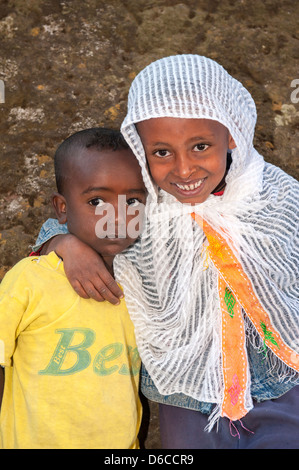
[32,218,69,251]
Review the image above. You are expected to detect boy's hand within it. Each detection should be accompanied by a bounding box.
[42,234,124,305]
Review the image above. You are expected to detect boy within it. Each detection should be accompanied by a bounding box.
[0,127,147,449]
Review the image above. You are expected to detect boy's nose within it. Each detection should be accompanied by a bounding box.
[114,201,127,238]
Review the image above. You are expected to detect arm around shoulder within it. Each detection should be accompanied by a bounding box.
[47,234,124,305]
[33,219,123,304]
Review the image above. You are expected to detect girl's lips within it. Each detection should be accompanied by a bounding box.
[173,178,206,197]
[174,179,204,191]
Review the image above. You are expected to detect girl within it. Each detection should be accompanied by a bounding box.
[34,55,299,448]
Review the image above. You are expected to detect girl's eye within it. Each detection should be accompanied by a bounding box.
[89,197,104,207]
[153,149,171,158]
[194,143,209,152]
[127,198,141,206]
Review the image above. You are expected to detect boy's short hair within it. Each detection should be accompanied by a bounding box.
[54,127,129,194]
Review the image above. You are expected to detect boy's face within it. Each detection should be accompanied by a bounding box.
[136,117,236,204]
[53,147,146,267]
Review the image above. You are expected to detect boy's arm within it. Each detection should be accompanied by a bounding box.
[35,220,123,305]
[0,261,33,408]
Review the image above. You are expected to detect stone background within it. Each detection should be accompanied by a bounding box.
[0,0,298,448]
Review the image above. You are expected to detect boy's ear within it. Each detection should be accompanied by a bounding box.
[52,192,67,224]
[228,134,236,150]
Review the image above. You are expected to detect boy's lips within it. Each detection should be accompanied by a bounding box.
[102,233,128,240]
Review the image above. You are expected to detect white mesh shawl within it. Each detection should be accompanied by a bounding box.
[115,55,299,425]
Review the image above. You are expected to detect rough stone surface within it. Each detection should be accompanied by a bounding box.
[0,0,298,449]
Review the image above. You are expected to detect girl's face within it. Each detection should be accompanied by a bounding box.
[136,117,236,204]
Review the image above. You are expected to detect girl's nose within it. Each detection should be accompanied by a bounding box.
[174,152,197,179]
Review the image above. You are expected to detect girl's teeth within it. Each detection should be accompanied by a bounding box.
[176,180,203,191]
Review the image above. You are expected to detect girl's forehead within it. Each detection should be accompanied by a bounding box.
[136,117,229,139]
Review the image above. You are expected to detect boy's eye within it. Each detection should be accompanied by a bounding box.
[194,143,209,152]
[153,149,171,158]
[127,197,142,206]
[89,197,105,207]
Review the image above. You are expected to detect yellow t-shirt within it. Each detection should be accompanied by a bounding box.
[0,252,141,449]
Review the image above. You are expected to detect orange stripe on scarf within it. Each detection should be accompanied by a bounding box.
[219,277,249,419]
[191,212,299,420]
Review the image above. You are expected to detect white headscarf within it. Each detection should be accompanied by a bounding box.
[115,55,299,427]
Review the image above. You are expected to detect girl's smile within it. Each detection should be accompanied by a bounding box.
[136,117,236,204]
[173,177,207,198]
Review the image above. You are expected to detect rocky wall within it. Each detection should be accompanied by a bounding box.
[0,0,298,448]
